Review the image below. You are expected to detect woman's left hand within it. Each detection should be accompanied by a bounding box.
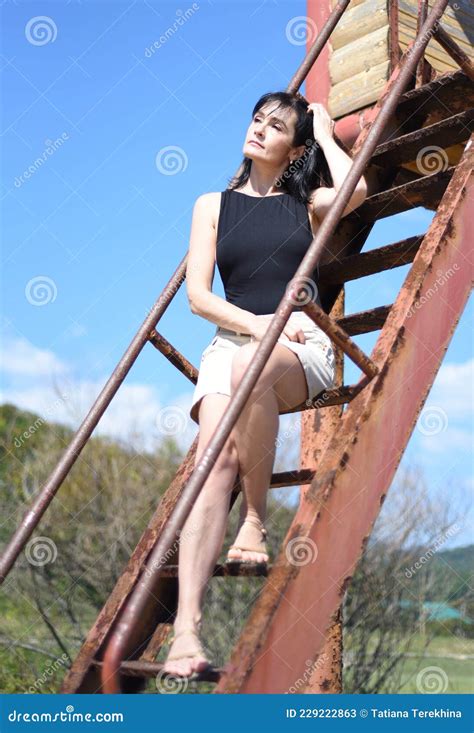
[307,102,335,143]
[251,314,306,344]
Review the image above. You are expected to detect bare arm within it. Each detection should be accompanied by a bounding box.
[310,132,368,222]
[186,193,256,334]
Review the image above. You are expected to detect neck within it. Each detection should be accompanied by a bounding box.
[245,160,287,196]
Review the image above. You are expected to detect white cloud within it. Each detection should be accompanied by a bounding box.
[1,336,70,377]
[414,359,473,457]
[1,337,471,467]
[418,425,473,455]
[2,378,198,454]
[0,334,198,453]
[428,358,474,419]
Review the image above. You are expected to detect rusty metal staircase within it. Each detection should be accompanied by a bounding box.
[1,0,472,694]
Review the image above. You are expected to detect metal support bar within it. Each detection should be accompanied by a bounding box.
[416,0,434,87]
[433,23,474,80]
[301,300,379,379]
[388,0,401,73]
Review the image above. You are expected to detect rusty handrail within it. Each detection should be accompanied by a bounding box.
[100,0,451,693]
[433,23,474,80]
[0,3,352,586]
[0,260,186,583]
[416,0,433,86]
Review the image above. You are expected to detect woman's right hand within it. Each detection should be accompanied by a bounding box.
[249,314,306,344]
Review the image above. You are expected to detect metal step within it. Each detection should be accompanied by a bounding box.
[319,235,423,284]
[91,658,224,684]
[371,110,474,167]
[158,561,272,577]
[396,69,473,122]
[348,166,455,220]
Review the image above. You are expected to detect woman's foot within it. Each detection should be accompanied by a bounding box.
[226,516,269,564]
[162,622,211,677]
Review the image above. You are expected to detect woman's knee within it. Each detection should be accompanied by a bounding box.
[196,427,239,473]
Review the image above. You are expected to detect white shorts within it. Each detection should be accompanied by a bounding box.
[190,311,336,425]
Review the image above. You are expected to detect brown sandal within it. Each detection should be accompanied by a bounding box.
[226,517,269,565]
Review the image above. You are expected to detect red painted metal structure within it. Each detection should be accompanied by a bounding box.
[0,0,472,694]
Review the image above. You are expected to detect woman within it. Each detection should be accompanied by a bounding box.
[163,91,368,677]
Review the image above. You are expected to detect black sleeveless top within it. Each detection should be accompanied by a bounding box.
[216,189,321,316]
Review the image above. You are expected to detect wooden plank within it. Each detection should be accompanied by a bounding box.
[399,0,474,28]
[330,25,390,84]
[330,0,388,50]
[399,5,474,51]
[330,0,366,8]
[328,60,390,118]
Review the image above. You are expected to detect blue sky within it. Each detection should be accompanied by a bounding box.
[1,0,472,548]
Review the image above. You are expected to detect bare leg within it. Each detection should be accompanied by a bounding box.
[162,394,239,676]
[162,343,307,674]
[227,342,308,563]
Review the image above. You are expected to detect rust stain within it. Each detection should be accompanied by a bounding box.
[339,575,353,597]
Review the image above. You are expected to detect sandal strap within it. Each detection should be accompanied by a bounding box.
[228,543,269,554]
[241,517,267,536]
[171,625,202,641]
[166,647,208,663]
[227,517,269,555]
[167,627,208,662]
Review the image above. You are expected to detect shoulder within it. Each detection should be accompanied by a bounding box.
[193,192,222,229]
